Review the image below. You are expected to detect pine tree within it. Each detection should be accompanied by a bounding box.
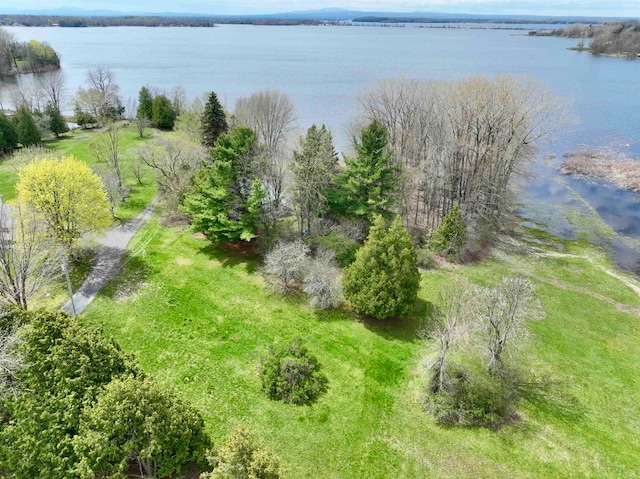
[12,107,40,147]
[291,124,339,235]
[151,94,177,129]
[136,86,153,120]
[201,91,228,147]
[45,102,68,138]
[342,215,420,319]
[333,120,399,223]
[0,111,19,153]
[181,126,264,243]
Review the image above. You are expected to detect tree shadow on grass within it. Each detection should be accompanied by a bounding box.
[518,378,587,424]
[196,240,261,274]
[356,298,438,343]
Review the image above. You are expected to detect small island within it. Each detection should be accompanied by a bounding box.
[530,21,640,59]
[0,28,61,75]
[560,149,640,192]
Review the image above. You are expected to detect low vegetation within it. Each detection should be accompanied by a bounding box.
[560,149,640,192]
[74,220,640,477]
[1,67,638,478]
[259,338,328,405]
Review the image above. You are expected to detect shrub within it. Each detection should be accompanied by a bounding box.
[416,247,437,269]
[316,231,360,267]
[427,363,521,427]
[201,427,282,479]
[303,252,342,309]
[343,215,420,319]
[259,339,327,405]
[262,240,309,293]
[430,206,467,257]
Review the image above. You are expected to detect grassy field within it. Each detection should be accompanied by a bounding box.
[0,125,157,221]
[82,220,640,478]
[0,126,157,307]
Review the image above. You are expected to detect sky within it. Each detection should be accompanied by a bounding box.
[2,0,638,18]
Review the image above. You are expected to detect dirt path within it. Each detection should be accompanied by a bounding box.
[62,203,155,315]
[494,235,640,314]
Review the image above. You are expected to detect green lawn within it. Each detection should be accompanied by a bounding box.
[0,126,156,221]
[82,222,640,478]
[0,126,157,307]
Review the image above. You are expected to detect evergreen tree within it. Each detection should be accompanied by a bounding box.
[182,126,265,243]
[45,102,68,138]
[430,205,467,257]
[0,111,19,153]
[342,215,420,319]
[136,86,153,120]
[291,124,339,235]
[151,94,177,129]
[333,120,399,223]
[75,376,210,479]
[201,91,228,147]
[12,107,40,147]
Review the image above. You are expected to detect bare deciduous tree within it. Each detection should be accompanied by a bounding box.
[235,89,295,153]
[10,82,47,112]
[302,250,342,309]
[91,124,126,202]
[171,85,187,116]
[427,282,475,394]
[75,67,123,124]
[477,276,544,369]
[37,70,68,112]
[360,76,559,242]
[0,202,63,310]
[136,135,206,211]
[263,240,309,293]
[235,90,296,208]
[93,165,122,215]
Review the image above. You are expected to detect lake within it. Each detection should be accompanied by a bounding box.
[3,24,640,270]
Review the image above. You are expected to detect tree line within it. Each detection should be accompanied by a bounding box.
[0,15,324,28]
[0,69,557,446]
[530,21,640,58]
[0,27,60,76]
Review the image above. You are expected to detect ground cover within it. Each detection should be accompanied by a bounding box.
[0,126,157,307]
[82,220,640,478]
[0,125,156,221]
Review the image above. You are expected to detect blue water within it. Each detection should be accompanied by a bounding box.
[3,25,639,269]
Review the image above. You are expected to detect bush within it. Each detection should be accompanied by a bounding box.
[259,339,327,405]
[201,427,283,479]
[315,231,360,267]
[343,215,420,319]
[427,363,521,427]
[262,240,309,293]
[430,206,466,257]
[416,247,437,269]
[303,252,342,309]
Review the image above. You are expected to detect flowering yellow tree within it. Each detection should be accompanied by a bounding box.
[15,156,111,248]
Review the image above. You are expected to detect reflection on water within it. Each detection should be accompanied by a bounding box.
[2,25,639,272]
[524,161,640,274]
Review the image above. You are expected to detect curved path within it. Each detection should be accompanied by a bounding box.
[62,202,155,315]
